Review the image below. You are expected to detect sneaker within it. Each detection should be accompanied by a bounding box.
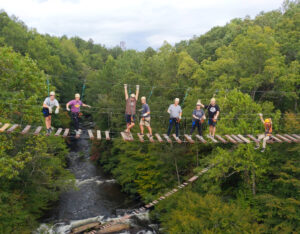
[46,129,50,135]
[254,145,259,150]
[75,130,79,135]
[261,148,265,153]
[78,129,82,134]
[49,128,52,134]
[149,134,153,138]
[175,137,179,141]
[139,133,144,136]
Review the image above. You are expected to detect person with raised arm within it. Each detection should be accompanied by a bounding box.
[167,98,182,140]
[204,98,220,138]
[255,113,272,152]
[190,100,206,137]
[124,84,139,133]
[139,96,152,137]
[42,91,60,135]
[66,93,91,135]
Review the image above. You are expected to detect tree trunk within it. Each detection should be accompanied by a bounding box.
[252,169,256,196]
[174,156,180,186]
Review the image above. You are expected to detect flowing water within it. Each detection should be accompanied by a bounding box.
[36,127,158,233]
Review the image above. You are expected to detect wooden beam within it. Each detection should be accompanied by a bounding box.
[0,123,10,133]
[54,128,63,136]
[21,125,31,135]
[237,134,251,144]
[88,129,94,140]
[163,134,172,143]
[121,132,133,141]
[63,128,69,138]
[146,133,155,143]
[105,131,110,140]
[137,133,144,142]
[247,134,259,143]
[188,175,199,182]
[206,135,218,143]
[291,134,300,140]
[7,124,19,133]
[276,134,292,143]
[184,134,195,144]
[172,134,182,143]
[71,222,100,234]
[195,134,207,143]
[33,126,42,135]
[231,135,244,143]
[270,135,283,143]
[224,135,237,144]
[155,133,163,143]
[283,134,299,142]
[215,135,227,143]
[97,130,101,140]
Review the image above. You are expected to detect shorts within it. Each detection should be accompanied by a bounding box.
[208,118,217,127]
[125,114,135,124]
[140,117,151,127]
[42,107,51,117]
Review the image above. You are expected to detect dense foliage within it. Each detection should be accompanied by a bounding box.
[0,0,299,232]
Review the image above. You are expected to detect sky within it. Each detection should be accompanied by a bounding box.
[0,0,284,50]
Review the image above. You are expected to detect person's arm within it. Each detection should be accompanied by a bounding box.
[82,103,91,108]
[143,105,150,116]
[136,85,139,100]
[258,113,264,124]
[55,100,60,114]
[43,98,50,109]
[167,105,171,114]
[124,84,128,100]
[66,101,71,111]
[179,107,182,119]
[214,106,220,120]
[192,110,198,119]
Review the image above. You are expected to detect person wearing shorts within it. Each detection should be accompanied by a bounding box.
[255,113,272,153]
[124,84,139,133]
[139,96,152,137]
[204,98,220,138]
[42,91,60,135]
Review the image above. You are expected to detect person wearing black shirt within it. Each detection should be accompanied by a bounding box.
[204,98,220,137]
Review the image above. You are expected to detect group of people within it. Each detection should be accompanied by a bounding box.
[123,84,220,140]
[42,92,90,135]
[41,86,273,152]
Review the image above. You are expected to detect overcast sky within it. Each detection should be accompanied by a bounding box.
[1,0,284,50]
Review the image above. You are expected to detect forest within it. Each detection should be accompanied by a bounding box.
[0,0,299,233]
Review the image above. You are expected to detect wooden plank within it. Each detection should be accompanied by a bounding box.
[283,134,299,143]
[63,128,69,138]
[121,132,133,141]
[71,222,100,234]
[231,135,244,143]
[224,135,237,144]
[291,134,300,140]
[6,124,19,133]
[184,134,195,144]
[146,133,155,143]
[0,123,10,133]
[33,126,42,135]
[188,175,199,182]
[105,131,110,140]
[75,131,81,139]
[276,134,292,143]
[96,130,101,140]
[137,133,144,142]
[237,134,251,144]
[206,135,218,143]
[54,128,63,136]
[21,125,31,135]
[247,134,259,143]
[163,134,172,143]
[172,134,182,144]
[215,135,227,143]
[195,134,207,143]
[155,133,163,143]
[88,129,94,140]
[270,135,283,143]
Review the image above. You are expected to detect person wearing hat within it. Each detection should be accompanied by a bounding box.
[190,100,206,136]
[42,91,60,135]
[139,96,152,137]
[167,98,182,140]
[66,93,91,135]
[124,84,139,133]
[255,113,272,152]
[204,98,220,138]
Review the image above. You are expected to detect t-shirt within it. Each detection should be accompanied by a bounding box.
[125,98,137,115]
[168,104,182,118]
[205,104,220,119]
[43,97,59,108]
[141,103,150,117]
[192,109,204,120]
[264,123,272,135]
[67,100,83,113]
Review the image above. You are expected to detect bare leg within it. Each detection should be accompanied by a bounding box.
[127,123,135,132]
[140,124,144,134]
[212,126,216,137]
[147,126,152,135]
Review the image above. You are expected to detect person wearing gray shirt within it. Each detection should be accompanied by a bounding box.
[190,100,206,136]
[167,98,182,138]
[42,91,60,135]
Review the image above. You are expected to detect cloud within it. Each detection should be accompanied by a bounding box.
[0,0,284,50]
